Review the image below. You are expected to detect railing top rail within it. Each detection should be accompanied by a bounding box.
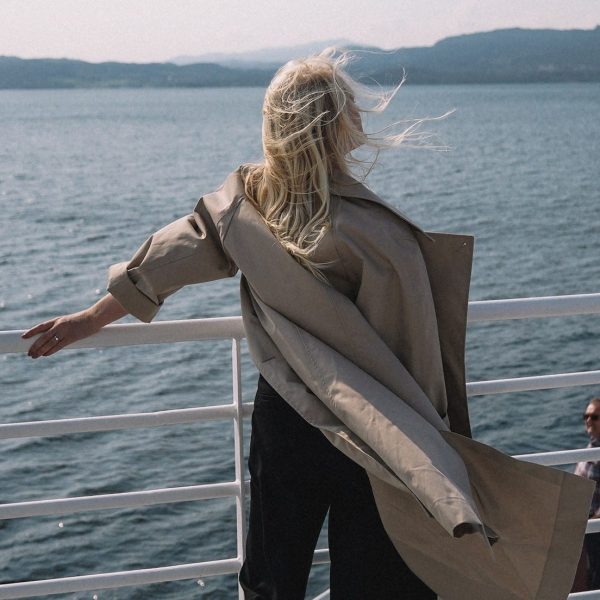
[0,316,245,354]
[1,292,599,355]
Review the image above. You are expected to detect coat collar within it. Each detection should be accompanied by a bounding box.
[231,165,430,239]
[329,169,430,237]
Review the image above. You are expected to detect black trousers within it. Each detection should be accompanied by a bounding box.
[239,375,436,600]
[586,533,600,589]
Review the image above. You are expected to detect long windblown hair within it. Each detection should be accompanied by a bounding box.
[242,49,433,280]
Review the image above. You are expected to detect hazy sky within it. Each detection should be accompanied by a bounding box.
[2,0,599,63]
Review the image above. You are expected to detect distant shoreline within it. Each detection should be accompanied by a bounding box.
[2,27,599,89]
[1,81,599,92]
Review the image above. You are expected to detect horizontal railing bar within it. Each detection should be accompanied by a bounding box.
[0,480,249,521]
[0,548,330,598]
[2,370,599,440]
[0,403,254,440]
[0,482,241,520]
[0,558,243,599]
[2,292,600,356]
[571,590,600,598]
[467,293,600,322]
[467,370,600,396]
[2,446,598,518]
[587,519,600,534]
[0,317,246,354]
[515,447,600,466]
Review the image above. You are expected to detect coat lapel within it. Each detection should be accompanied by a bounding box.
[331,170,474,436]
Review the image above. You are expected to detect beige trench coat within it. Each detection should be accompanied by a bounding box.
[108,169,593,600]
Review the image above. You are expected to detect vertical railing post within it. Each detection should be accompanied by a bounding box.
[231,337,246,599]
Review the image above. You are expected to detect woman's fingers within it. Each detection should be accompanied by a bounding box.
[27,329,64,359]
[44,337,69,357]
[24,311,100,358]
[21,319,56,339]
[36,333,67,358]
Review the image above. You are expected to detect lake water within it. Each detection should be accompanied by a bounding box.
[1,83,599,598]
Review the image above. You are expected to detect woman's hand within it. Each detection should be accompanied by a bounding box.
[22,310,101,358]
[22,293,129,358]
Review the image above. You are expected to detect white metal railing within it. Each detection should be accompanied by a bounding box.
[0,293,599,599]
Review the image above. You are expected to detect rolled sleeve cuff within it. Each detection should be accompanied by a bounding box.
[107,262,160,323]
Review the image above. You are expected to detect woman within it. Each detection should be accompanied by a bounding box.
[23,52,593,600]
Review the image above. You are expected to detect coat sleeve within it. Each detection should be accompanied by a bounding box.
[106,197,238,323]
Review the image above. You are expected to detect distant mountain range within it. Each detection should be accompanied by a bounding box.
[0,57,274,89]
[2,27,599,89]
[170,38,352,69]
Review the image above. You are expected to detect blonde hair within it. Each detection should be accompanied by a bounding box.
[242,49,432,280]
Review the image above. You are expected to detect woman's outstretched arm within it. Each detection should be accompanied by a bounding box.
[21,186,240,359]
[22,293,128,359]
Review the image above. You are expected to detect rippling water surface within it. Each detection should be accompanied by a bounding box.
[1,84,599,598]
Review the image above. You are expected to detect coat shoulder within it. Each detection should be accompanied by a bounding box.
[196,168,246,238]
[333,194,420,248]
